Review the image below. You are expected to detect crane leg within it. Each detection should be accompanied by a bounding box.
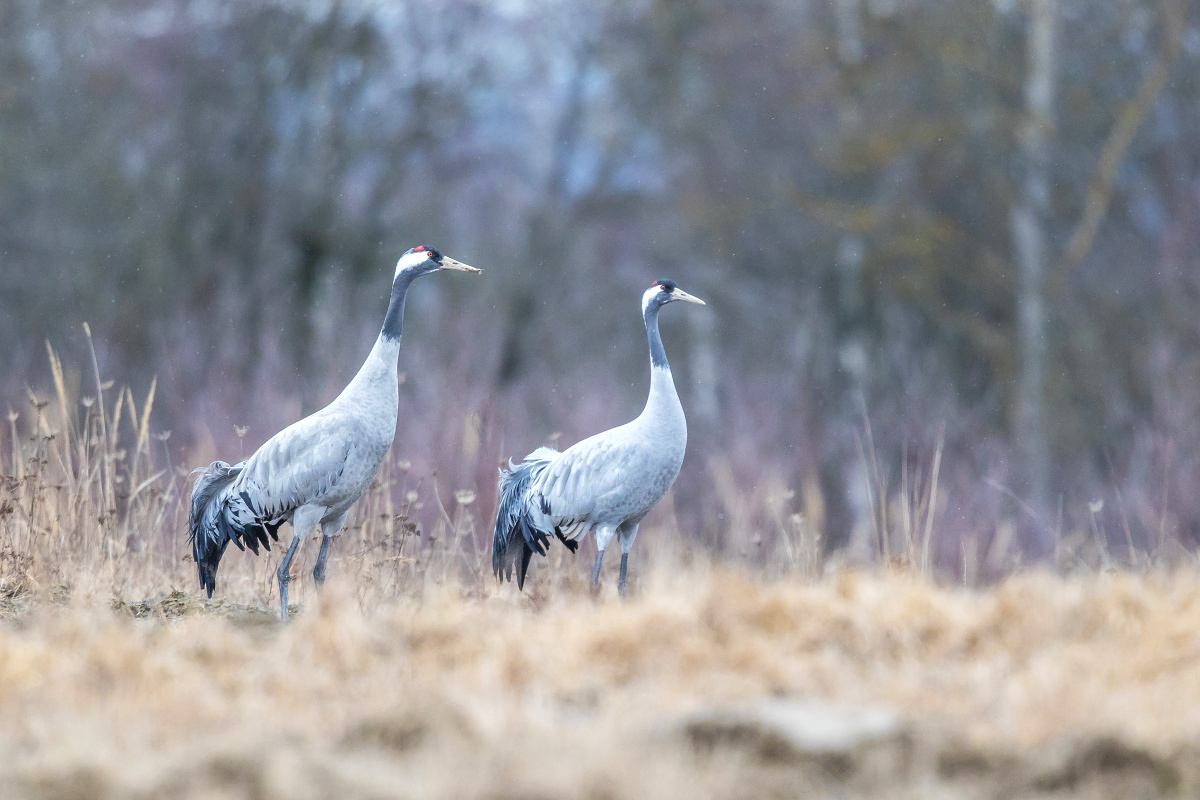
[591,549,605,594]
[277,536,301,621]
[313,536,332,588]
[313,512,348,589]
[616,523,639,599]
[591,525,617,595]
[277,505,324,621]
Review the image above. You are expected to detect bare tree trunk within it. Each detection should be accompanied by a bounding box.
[1012,0,1056,531]
[495,41,593,388]
[834,0,864,64]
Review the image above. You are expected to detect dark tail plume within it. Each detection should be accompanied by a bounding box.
[492,448,557,590]
[188,460,280,598]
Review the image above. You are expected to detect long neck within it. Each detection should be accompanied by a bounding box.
[642,302,681,417]
[337,271,414,402]
[381,270,416,342]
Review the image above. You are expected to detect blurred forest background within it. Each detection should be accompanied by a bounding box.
[3,0,1200,578]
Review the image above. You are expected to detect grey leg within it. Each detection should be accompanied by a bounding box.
[313,512,347,589]
[313,536,332,588]
[278,505,325,621]
[616,523,639,599]
[591,548,606,593]
[276,535,302,621]
[591,525,617,595]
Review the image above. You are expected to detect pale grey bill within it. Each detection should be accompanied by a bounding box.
[440,256,482,274]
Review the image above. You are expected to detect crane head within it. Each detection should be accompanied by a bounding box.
[644,279,706,311]
[394,246,482,279]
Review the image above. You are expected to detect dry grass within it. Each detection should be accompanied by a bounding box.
[1,571,1199,799]
[3,354,1200,798]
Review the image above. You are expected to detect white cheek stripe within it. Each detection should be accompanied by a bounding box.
[395,250,430,276]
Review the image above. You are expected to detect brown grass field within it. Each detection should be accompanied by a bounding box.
[3,353,1200,799]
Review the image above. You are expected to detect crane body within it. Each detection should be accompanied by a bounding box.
[189,247,480,618]
[493,280,705,594]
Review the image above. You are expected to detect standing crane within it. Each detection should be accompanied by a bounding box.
[189,246,481,619]
[493,279,705,595]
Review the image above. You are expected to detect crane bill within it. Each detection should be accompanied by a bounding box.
[672,288,706,305]
[439,256,482,274]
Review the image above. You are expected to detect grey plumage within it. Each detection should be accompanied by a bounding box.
[189,246,480,618]
[493,279,705,595]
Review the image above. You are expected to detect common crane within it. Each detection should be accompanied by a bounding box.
[492,279,705,595]
[189,246,480,619]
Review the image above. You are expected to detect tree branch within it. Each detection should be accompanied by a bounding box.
[1049,0,1184,290]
